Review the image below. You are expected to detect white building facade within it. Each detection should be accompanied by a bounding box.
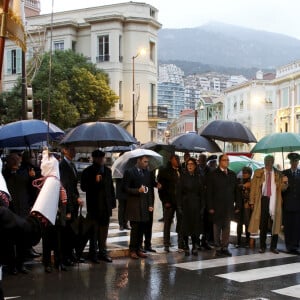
[3,2,165,143]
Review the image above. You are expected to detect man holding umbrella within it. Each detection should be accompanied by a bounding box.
[282,153,300,254]
[249,155,287,254]
[80,150,116,263]
[122,155,154,259]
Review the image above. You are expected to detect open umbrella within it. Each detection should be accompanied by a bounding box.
[111,149,163,178]
[251,132,300,168]
[140,142,175,167]
[199,120,257,143]
[228,155,264,174]
[0,119,64,148]
[60,122,137,147]
[169,132,222,153]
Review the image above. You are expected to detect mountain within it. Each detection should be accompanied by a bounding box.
[158,22,300,71]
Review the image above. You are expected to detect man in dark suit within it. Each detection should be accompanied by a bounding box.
[157,154,183,252]
[59,145,83,265]
[81,150,116,263]
[207,154,241,257]
[123,155,154,259]
[282,152,300,254]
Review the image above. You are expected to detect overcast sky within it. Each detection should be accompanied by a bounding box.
[40,0,300,40]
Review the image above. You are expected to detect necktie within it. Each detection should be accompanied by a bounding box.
[292,171,296,177]
[266,171,271,197]
[176,168,180,178]
[69,161,77,176]
[139,169,144,177]
[224,169,228,175]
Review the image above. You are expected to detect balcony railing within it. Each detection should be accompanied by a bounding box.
[148,106,168,119]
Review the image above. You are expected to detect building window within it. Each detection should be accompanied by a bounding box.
[6,48,22,75]
[97,35,109,62]
[53,40,64,51]
[150,83,156,106]
[281,87,289,107]
[297,84,300,105]
[119,81,123,111]
[149,41,155,62]
[72,41,76,52]
[150,8,156,18]
[150,129,156,141]
[240,99,244,110]
[119,35,123,62]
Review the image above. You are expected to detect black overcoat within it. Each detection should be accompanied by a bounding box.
[123,167,154,222]
[206,167,241,225]
[177,172,204,236]
[59,159,80,218]
[80,163,116,222]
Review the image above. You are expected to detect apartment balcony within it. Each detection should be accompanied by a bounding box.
[148,106,168,121]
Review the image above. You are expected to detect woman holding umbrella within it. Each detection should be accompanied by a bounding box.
[177,157,204,256]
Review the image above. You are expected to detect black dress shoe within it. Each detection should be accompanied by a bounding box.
[119,226,124,231]
[26,248,41,258]
[145,247,157,253]
[164,246,170,253]
[270,248,279,254]
[18,265,29,274]
[45,266,52,273]
[288,249,300,255]
[99,254,113,263]
[201,243,213,250]
[221,249,232,257]
[259,248,266,253]
[64,259,75,266]
[55,264,67,271]
[77,257,85,263]
[158,217,164,222]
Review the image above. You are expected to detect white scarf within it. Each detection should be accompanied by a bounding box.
[261,169,276,219]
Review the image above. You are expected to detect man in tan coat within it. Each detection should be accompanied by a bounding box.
[249,155,287,254]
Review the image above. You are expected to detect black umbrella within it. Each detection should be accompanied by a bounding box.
[199,120,257,143]
[170,132,222,153]
[60,122,137,147]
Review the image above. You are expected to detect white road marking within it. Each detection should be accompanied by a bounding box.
[272,284,300,298]
[217,262,300,282]
[173,253,294,270]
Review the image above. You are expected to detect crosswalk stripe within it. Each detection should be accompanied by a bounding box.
[217,262,300,282]
[107,231,176,244]
[272,284,300,298]
[173,253,294,270]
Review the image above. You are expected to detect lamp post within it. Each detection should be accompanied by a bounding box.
[132,48,146,138]
[132,53,138,138]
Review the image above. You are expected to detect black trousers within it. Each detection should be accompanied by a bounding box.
[89,220,109,257]
[129,221,146,252]
[140,211,153,248]
[163,206,183,247]
[118,198,127,227]
[283,211,300,251]
[260,196,278,250]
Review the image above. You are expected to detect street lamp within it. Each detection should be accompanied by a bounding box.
[132,48,146,138]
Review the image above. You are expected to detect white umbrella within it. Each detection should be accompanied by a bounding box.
[111,149,163,178]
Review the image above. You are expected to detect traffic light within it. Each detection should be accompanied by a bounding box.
[33,99,42,119]
[26,86,33,119]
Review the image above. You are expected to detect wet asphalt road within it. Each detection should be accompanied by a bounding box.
[3,246,300,300]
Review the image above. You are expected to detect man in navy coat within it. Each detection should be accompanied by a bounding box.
[282,152,300,254]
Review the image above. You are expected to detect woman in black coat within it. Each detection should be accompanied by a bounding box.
[177,157,204,256]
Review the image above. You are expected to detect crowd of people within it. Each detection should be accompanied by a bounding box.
[1,146,300,278]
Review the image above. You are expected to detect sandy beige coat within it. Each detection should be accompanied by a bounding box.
[248,168,285,235]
